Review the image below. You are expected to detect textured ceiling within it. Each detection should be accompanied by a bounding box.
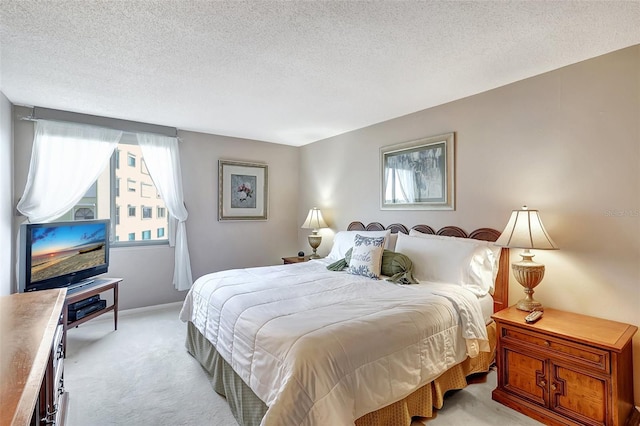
[1,1,639,146]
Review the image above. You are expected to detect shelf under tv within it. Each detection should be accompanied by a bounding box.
[61,277,122,357]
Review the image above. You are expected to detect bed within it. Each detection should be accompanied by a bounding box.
[179,221,509,426]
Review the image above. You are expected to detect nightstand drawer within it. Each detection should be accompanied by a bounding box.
[502,325,609,373]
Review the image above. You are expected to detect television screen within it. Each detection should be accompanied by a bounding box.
[19,219,110,292]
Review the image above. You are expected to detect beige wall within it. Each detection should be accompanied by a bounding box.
[12,107,301,309]
[299,46,640,403]
[0,92,13,296]
[178,130,300,282]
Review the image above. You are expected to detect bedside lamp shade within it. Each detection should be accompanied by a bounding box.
[301,208,327,259]
[495,206,558,311]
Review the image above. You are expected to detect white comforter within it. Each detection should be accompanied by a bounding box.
[179,259,489,426]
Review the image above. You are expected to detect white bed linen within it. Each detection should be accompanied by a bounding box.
[478,293,495,324]
[180,259,490,426]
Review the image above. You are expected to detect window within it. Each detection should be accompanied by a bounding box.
[142,206,152,219]
[60,140,169,246]
[141,182,154,198]
[74,206,95,220]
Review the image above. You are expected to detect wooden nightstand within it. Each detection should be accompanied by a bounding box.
[492,306,637,426]
[282,256,312,264]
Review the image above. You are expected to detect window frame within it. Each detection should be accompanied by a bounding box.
[109,140,169,248]
[142,205,152,219]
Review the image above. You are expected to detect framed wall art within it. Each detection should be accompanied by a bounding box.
[380,132,455,210]
[218,160,268,221]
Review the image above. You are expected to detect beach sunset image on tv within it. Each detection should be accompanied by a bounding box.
[30,222,107,283]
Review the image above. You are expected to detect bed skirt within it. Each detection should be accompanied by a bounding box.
[186,321,497,426]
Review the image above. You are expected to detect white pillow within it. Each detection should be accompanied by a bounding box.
[395,232,477,286]
[408,229,501,293]
[387,233,398,252]
[346,234,386,279]
[326,230,392,260]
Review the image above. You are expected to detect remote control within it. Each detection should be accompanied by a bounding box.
[525,310,543,324]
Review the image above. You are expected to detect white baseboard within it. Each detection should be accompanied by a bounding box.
[119,301,183,317]
[77,301,183,324]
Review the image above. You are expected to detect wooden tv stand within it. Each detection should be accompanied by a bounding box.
[62,277,122,356]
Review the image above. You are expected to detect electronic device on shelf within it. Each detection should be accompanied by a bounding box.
[68,299,107,321]
[18,219,110,293]
[525,310,543,324]
[67,295,101,312]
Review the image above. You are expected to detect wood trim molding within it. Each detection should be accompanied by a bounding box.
[437,226,467,238]
[365,222,385,231]
[347,221,365,231]
[387,223,409,234]
[411,224,435,235]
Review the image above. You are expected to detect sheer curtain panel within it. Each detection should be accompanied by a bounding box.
[137,133,193,291]
[16,120,122,223]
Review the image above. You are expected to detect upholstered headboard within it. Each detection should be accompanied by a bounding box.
[347,221,509,313]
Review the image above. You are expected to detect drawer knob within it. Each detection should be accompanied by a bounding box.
[551,383,557,391]
[544,341,550,346]
[539,379,547,387]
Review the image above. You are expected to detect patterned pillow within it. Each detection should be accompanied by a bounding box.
[347,234,386,279]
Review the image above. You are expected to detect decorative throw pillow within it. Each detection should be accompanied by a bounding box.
[326,248,353,271]
[347,234,385,279]
[326,230,391,260]
[380,250,418,284]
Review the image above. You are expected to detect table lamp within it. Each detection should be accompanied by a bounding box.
[301,207,328,259]
[495,206,558,311]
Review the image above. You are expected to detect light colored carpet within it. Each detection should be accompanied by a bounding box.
[65,302,542,426]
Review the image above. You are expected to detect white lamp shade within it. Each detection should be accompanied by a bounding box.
[495,207,558,250]
[301,208,328,231]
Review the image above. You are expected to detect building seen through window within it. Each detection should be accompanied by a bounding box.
[55,140,169,245]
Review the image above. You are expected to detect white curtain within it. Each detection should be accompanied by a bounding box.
[384,156,416,204]
[137,133,193,291]
[17,120,122,223]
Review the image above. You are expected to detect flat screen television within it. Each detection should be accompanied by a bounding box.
[19,219,110,292]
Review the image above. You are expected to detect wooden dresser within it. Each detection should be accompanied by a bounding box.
[0,289,68,426]
[492,306,637,426]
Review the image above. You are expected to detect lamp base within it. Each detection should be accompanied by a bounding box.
[512,250,546,312]
[307,234,322,259]
[515,297,544,312]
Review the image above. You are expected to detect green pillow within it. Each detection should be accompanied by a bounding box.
[326,248,352,271]
[380,249,418,284]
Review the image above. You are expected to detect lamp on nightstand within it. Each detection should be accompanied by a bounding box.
[495,206,558,312]
[301,207,328,259]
